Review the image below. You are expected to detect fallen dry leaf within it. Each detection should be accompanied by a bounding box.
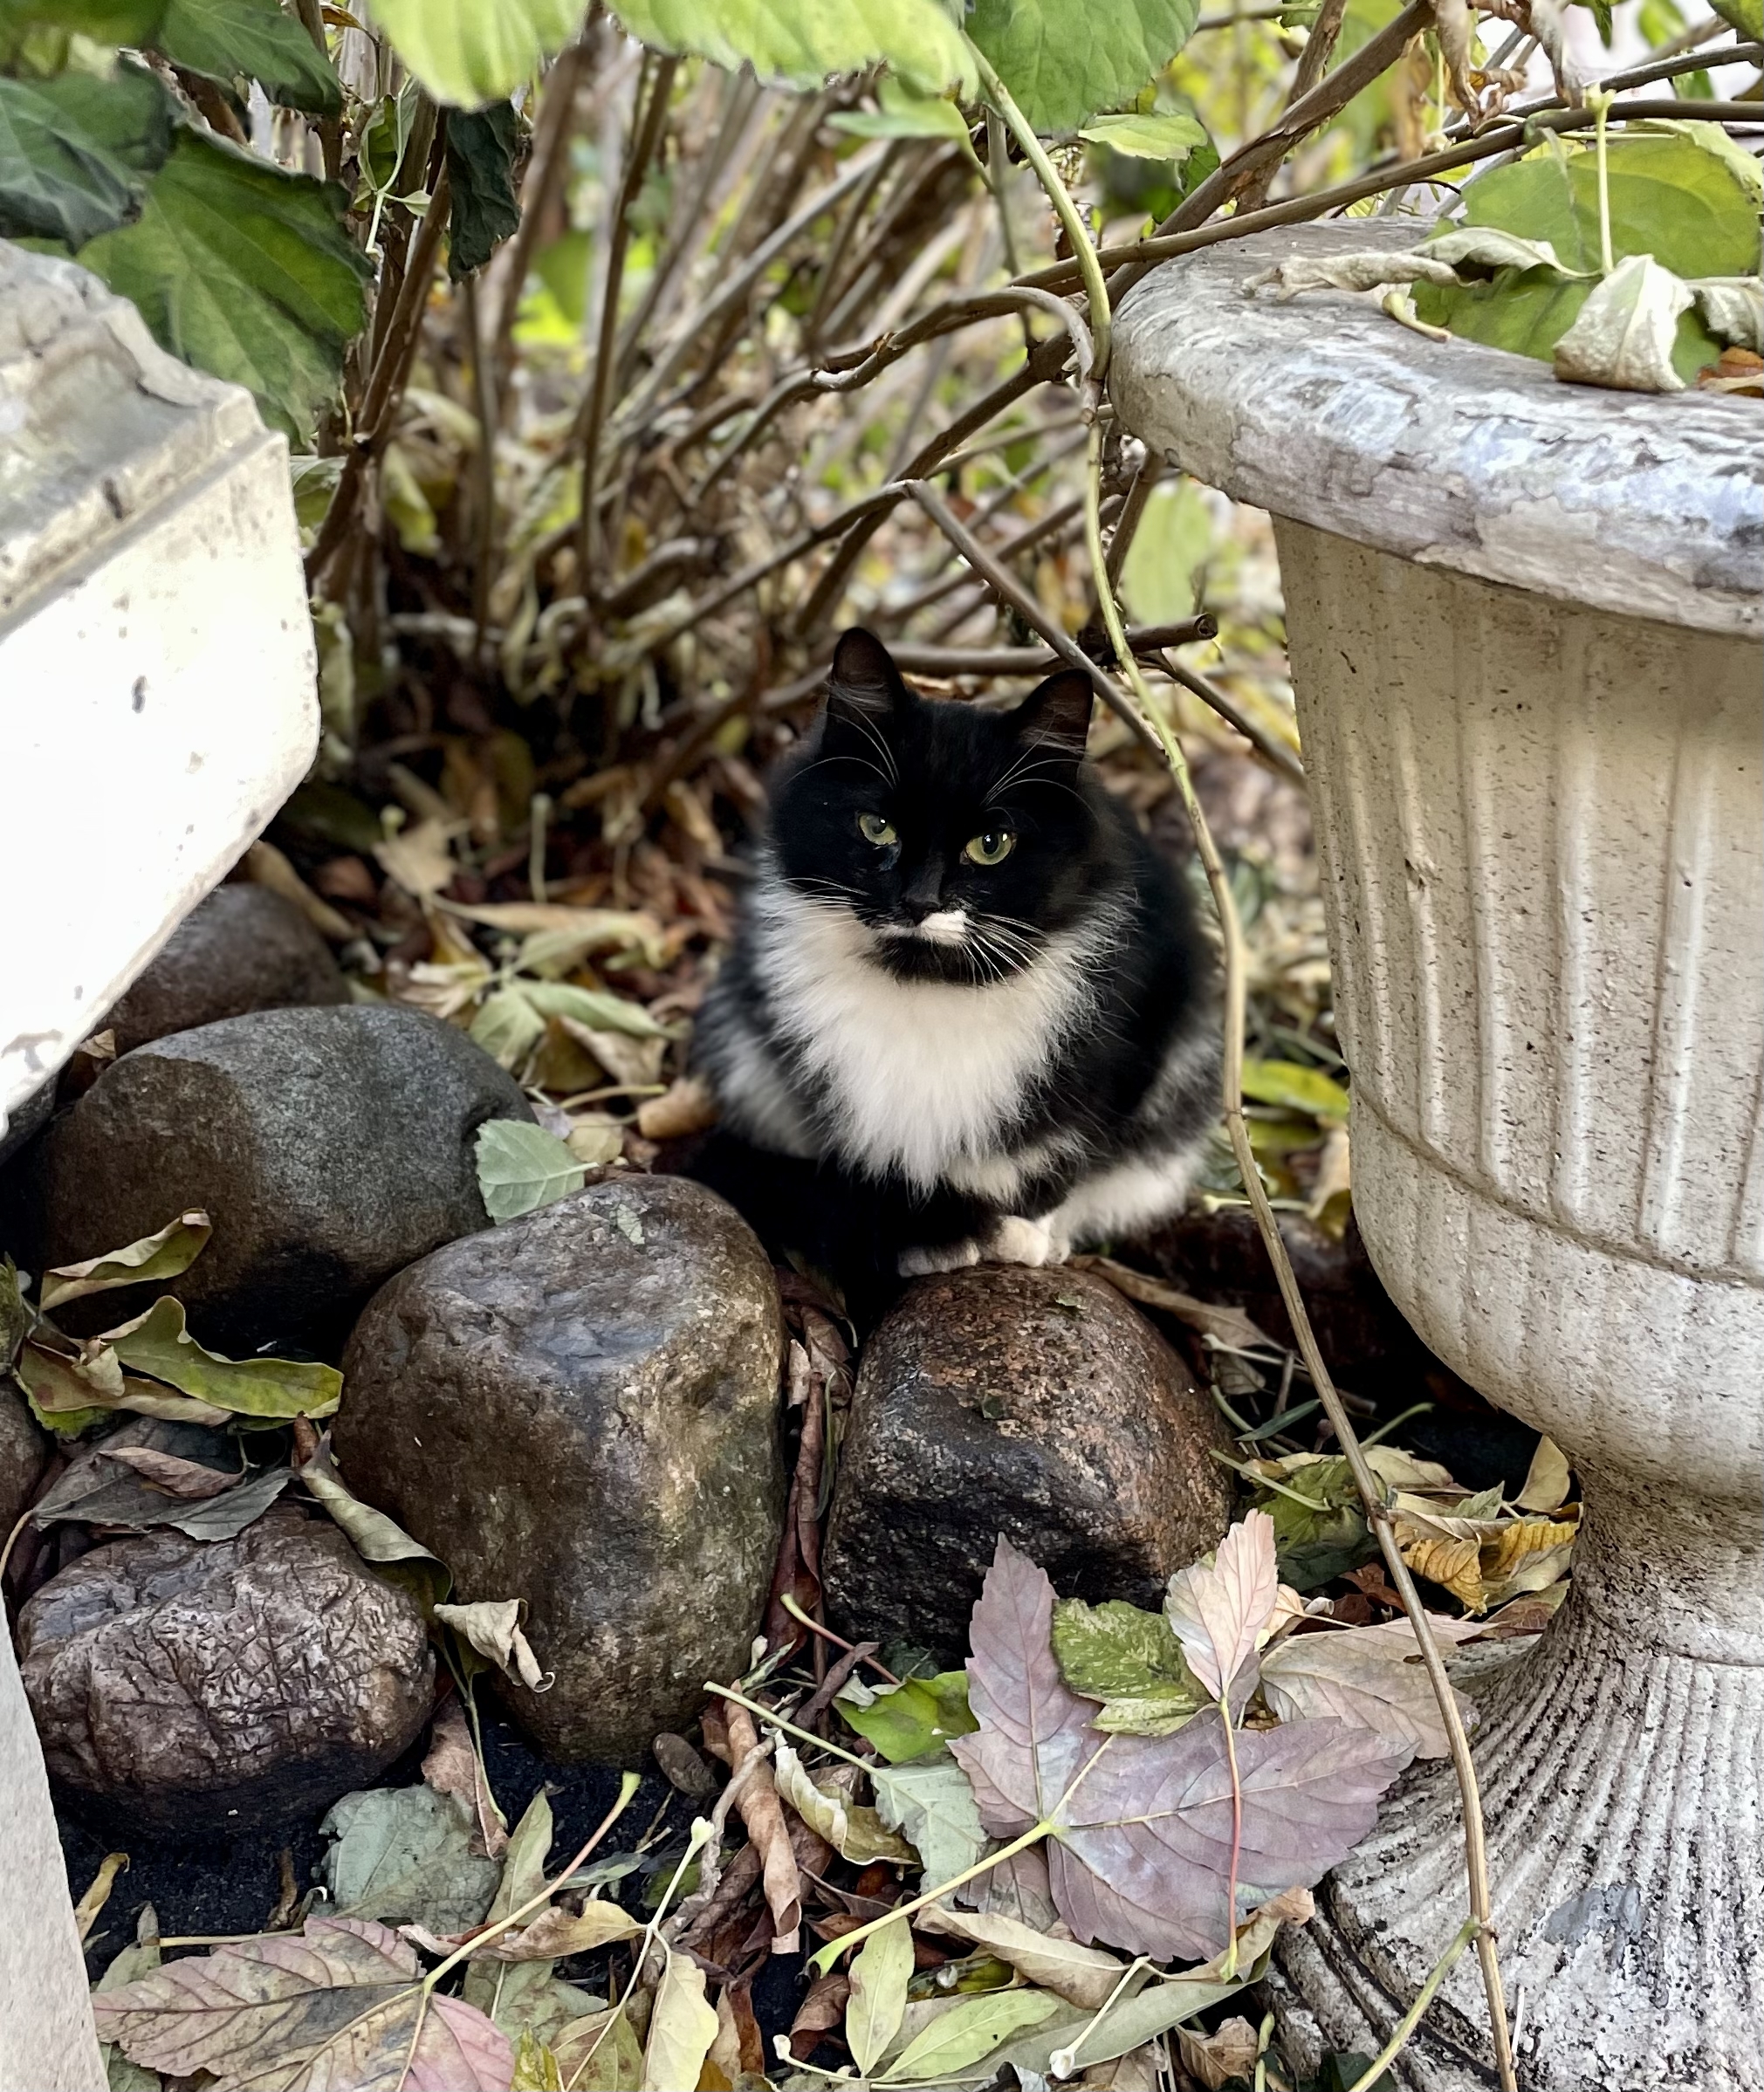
[1164,1510,1280,1702]
[1177,2014,1260,2089]
[719,1702,803,1953]
[422,1700,509,1860]
[950,1539,1412,1963]
[99,1446,244,1499]
[92,1914,513,2090]
[635,1076,718,1142]
[435,1599,552,1691]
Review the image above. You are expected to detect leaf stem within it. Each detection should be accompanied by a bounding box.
[1218,1702,1245,1978]
[1048,1954,1150,2079]
[420,1769,640,1992]
[969,43,1112,377]
[1589,87,1616,276]
[1345,1917,1484,2092]
[805,1821,1053,1976]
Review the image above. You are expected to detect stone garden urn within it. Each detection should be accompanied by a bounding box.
[1110,226,1764,2091]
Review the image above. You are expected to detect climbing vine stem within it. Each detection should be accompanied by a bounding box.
[988,81,1521,2092]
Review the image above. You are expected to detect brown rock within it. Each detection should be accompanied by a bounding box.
[100,884,347,1054]
[822,1265,1235,1661]
[334,1175,786,1764]
[0,1381,50,1536]
[18,1506,432,1836]
[30,1005,532,1354]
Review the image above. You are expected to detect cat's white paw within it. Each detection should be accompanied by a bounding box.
[985,1215,1066,1267]
[898,1238,982,1276]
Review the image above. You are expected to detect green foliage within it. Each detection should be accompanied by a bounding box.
[155,0,341,116]
[1414,130,1762,383]
[1120,476,1213,622]
[611,0,976,99]
[1050,1595,1207,1734]
[447,99,522,277]
[837,1669,978,1761]
[0,60,173,245]
[1253,1456,1376,1589]
[78,126,371,441]
[1077,108,1208,160]
[106,1294,345,1416]
[1710,0,1762,34]
[828,74,977,149]
[0,0,162,38]
[1242,1057,1351,1123]
[967,0,1202,134]
[370,0,587,107]
[474,1119,587,1222]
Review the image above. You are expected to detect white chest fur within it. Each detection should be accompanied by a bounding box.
[752,880,1093,1190]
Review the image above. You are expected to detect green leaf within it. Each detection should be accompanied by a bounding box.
[1251,1456,1375,1590]
[475,1120,586,1224]
[470,985,548,1069]
[1050,1595,1206,1735]
[446,99,521,278]
[299,1435,452,1610]
[1241,1057,1350,1124]
[371,0,589,108]
[880,1988,1062,2082]
[836,1670,977,1762]
[78,126,372,442]
[154,0,341,116]
[516,979,671,1038]
[1120,476,1212,624]
[610,0,976,99]
[1413,130,1760,384]
[869,1758,988,1891]
[847,1916,914,2079]
[967,0,1201,135]
[0,0,165,37]
[1078,109,1208,160]
[1711,0,1762,34]
[0,64,175,247]
[320,1786,503,1931]
[102,1294,343,1417]
[39,1209,212,1313]
[827,76,976,150]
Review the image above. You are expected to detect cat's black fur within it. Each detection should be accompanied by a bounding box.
[692,628,1218,1310]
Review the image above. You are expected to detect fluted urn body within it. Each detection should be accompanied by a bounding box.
[1112,227,1764,2090]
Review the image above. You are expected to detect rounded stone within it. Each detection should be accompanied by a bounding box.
[18,1506,433,1836]
[822,1265,1236,1661]
[99,884,347,1055]
[333,1174,786,1764]
[30,1004,532,1354]
[0,1381,51,1537]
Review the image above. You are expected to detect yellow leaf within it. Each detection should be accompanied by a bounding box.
[1516,1436,1572,1512]
[1480,1519,1579,1584]
[1397,1526,1485,1611]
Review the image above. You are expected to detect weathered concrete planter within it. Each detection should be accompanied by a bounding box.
[1112,227,1764,2091]
[0,243,319,2084]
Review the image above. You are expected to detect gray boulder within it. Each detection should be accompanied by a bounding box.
[18,1505,433,1835]
[823,1265,1236,1661]
[334,1175,785,1763]
[0,1382,50,1536]
[30,1005,532,1354]
[100,883,347,1055]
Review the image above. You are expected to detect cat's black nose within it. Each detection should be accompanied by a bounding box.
[901,872,944,921]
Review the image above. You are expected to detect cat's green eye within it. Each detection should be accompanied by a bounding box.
[858,812,897,847]
[964,829,1016,866]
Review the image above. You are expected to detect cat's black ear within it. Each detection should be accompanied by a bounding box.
[826,627,909,726]
[1011,669,1094,758]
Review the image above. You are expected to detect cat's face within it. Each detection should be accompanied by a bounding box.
[770,628,1109,984]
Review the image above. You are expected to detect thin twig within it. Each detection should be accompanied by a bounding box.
[1346,1917,1485,2092]
[979,57,1520,2085]
[575,51,678,592]
[490,36,593,400]
[306,156,452,591]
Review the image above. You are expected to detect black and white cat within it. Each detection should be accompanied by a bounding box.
[693,628,1218,1286]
